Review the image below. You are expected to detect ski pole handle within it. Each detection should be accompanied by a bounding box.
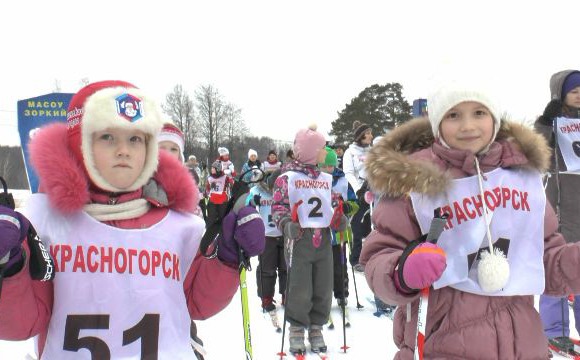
[425,208,448,244]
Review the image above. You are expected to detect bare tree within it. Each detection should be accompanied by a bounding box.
[162,84,196,156]
[195,85,226,158]
[222,103,247,150]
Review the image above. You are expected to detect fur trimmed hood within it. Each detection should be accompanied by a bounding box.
[29,122,198,214]
[366,117,551,198]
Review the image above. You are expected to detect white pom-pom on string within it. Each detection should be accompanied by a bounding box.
[477,247,510,293]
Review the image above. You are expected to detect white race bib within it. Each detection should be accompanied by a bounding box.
[23,194,203,359]
[410,168,545,296]
[555,116,580,172]
[287,172,333,228]
[249,186,282,237]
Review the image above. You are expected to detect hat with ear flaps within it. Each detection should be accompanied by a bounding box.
[293,123,327,165]
[66,80,164,193]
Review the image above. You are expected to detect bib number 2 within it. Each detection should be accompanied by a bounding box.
[63,313,160,359]
[308,197,323,218]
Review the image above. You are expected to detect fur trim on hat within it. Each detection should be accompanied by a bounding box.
[29,123,197,214]
[80,86,164,193]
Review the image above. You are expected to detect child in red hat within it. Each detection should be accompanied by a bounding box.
[0,80,264,359]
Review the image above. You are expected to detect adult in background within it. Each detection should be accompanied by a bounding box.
[241,149,263,185]
[186,155,202,185]
[535,70,580,353]
[263,150,282,174]
[343,121,373,271]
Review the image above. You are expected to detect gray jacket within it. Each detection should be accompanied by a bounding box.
[534,69,580,243]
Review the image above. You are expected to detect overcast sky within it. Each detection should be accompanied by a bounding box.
[1,0,579,147]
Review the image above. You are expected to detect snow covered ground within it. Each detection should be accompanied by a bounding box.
[0,255,395,359]
[1,258,578,360]
[0,189,577,359]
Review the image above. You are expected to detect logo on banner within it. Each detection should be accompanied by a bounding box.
[115,93,143,122]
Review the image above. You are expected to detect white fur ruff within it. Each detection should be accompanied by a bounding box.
[477,248,510,293]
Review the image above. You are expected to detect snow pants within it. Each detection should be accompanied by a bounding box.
[349,201,371,266]
[331,243,349,301]
[540,294,580,338]
[256,235,287,298]
[285,228,333,328]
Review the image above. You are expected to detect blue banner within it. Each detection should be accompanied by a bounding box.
[17,93,73,193]
[413,98,428,117]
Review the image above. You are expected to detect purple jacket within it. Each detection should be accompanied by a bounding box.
[360,118,580,359]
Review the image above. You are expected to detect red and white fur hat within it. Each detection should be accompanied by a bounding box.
[66,80,164,193]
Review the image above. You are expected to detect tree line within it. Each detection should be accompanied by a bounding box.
[163,82,413,170]
[1,81,413,189]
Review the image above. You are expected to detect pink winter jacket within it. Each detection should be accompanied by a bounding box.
[360,118,580,360]
[0,123,239,357]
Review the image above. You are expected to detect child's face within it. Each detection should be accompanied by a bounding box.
[92,128,147,190]
[335,148,344,157]
[249,154,257,162]
[440,101,494,154]
[565,86,580,109]
[158,141,181,161]
[268,153,277,162]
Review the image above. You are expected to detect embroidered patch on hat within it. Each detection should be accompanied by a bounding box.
[115,93,143,122]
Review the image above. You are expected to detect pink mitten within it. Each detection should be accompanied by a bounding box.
[396,242,446,292]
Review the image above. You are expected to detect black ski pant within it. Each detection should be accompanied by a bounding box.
[349,201,371,266]
[205,202,228,228]
[331,244,349,301]
[256,235,287,298]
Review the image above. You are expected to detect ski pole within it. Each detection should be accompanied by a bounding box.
[239,249,253,360]
[332,200,350,353]
[414,208,448,360]
[346,227,364,309]
[277,200,303,359]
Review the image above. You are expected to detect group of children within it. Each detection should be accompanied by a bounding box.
[3,70,580,359]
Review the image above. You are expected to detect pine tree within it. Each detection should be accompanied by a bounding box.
[330,83,412,144]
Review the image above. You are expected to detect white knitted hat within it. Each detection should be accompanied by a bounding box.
[427,81,501,141]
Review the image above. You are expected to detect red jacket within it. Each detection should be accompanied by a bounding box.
[0,123,239,356]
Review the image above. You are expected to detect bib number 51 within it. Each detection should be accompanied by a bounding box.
[63,313,160,359]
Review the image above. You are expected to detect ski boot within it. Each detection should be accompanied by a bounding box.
[289,325,306,355]
[261,296,276,312]
[337,298,351,327]
[308,324,327,353]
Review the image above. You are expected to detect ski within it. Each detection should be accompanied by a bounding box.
[548,344,580,359]
[312,352,329,359]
